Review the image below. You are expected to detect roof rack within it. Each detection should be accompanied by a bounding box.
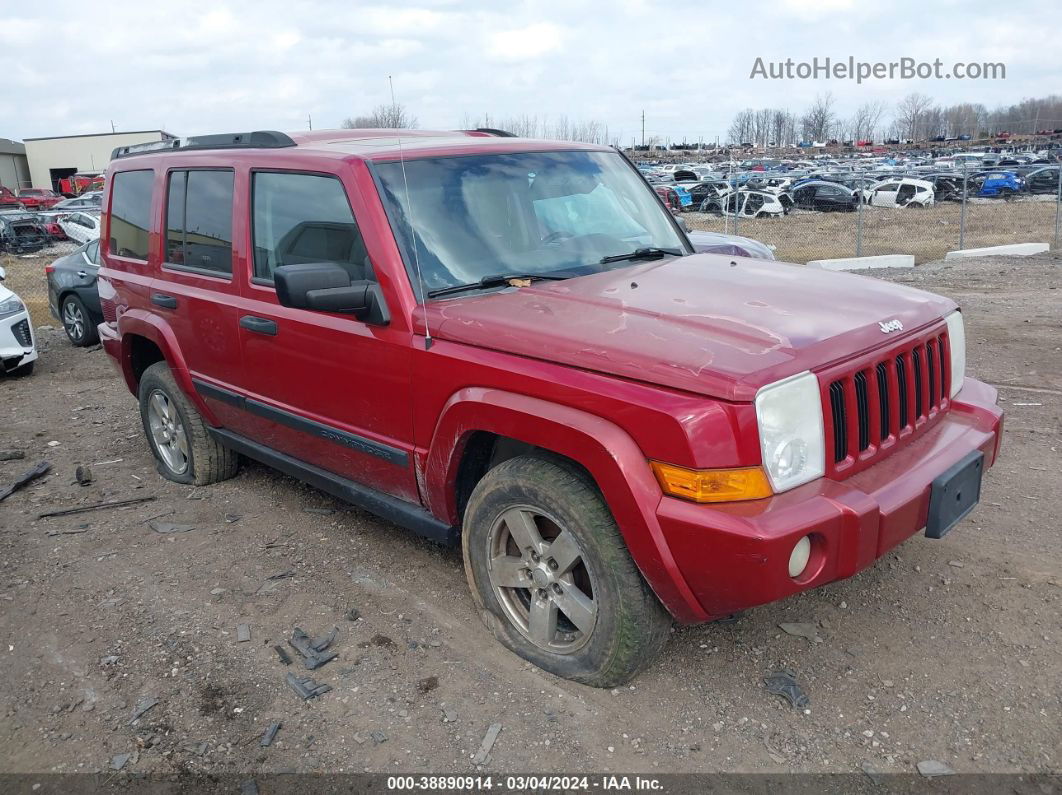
[111,130,297,160]
[470,128,517,137]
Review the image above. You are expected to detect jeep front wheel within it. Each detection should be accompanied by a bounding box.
[462,455,670,687]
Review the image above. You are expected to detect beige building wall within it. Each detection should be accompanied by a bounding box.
[24,131,175,190]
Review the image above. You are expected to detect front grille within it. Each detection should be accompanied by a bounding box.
[11,319,32,347]
[824,329,951,473]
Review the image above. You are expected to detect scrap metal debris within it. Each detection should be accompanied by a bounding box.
[288,627,339,670]
[285,672,331,700]
[260,722,281,747]
[471,723,502,766]
[778,622,824,643]
[370,730,388,745]
[273,645,293,666]
[0,450,26,461]
[110,752,132,770]
[129,696,158,724]
[764,669,810,709]
[38,495,156,518]
[74,465,93,486]
[237,624,251,643]
[0,461,50,502]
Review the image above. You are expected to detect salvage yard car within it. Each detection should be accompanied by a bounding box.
[864,177,935,208]
[0,211,47,254]
[16,188,62,210]
[47,238,102,346]
[97,129,1003,686]
[58,211,101,244]
[0,266,38,376]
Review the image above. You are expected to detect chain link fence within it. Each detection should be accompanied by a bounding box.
[687,168,1061,265]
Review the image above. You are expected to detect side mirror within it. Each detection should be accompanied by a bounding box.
[0,266,5,281]
[273,262,389,325]
[674,216,688,232]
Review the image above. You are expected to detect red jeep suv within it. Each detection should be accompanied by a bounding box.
[97,129,1003,686]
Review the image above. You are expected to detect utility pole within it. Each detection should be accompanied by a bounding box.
[641,110,645,148]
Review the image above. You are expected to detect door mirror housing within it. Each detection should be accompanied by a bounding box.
[273,262,389,325]
[0,266,6,281]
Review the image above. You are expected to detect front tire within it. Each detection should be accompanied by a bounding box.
[462,455,671,687]
[138,362,238,485]
[61,295,98,346]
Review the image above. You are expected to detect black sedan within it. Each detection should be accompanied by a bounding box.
[790,181,860,212]
[46,238,102,346]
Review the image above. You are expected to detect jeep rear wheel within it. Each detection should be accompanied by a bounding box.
[138,362,238,486]
[462,455,670,687]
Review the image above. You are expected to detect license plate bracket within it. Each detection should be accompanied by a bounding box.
[925,450,984,539]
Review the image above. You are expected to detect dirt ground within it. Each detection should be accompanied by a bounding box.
[0,253,1059,780]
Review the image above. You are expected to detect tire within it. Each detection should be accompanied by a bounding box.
[138,362,238,486]
[7,360,34,377]
[60,294,98,346]
[462,455,671,687]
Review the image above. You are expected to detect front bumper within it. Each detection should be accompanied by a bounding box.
[0,309,38,373]
[656,377,1003,620]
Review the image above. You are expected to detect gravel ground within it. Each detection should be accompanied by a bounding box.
[0,253,1059,780]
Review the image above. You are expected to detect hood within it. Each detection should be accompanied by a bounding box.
[424,254,955,401]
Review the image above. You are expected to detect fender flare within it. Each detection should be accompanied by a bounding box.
[424,387,708,623]
[117,309,219,425]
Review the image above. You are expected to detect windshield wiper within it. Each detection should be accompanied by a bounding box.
[427,272,574,299]
[599,247,683,265]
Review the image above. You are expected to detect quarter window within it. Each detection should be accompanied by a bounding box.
[165,169,234,275]
[108,169,154,260]
[251,172,370,283]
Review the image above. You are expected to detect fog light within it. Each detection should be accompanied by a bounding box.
[788,536,811,578]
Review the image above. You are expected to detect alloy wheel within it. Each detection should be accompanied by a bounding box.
[147,390,189,475]
[62,300,84,342]
[486,505,598,653]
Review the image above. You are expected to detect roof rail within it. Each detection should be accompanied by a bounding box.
[111,130,297,161]
[470,128,517,137]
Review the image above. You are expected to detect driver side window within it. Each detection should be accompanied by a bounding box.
[252,171,373,284]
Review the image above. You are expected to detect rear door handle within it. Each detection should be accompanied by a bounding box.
[239,315,277,336]
[151,293,178,309]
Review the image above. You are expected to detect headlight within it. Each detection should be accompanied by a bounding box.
[945,311,966,398]
[755,372,826,493]
[0,296,24,319]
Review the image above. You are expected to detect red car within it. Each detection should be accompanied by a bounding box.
[0,186,22,208]
[17,188,62,210]
[97,129,1003,686]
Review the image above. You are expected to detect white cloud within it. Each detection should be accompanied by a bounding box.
[485,22,565,61]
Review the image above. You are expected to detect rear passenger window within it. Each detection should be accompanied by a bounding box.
[109,169,154,260]
[252,172,370,283]
[165,169,234,275]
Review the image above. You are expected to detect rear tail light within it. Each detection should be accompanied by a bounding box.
[45,264,56,274]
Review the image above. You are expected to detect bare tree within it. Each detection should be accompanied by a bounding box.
[800,92,836,141]
[894,92,933,140]
[341,103,418,129]
[849,101,887,141]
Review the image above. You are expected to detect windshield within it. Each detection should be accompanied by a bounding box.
[375,150,687,297]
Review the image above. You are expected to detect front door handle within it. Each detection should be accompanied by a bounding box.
[239,315,277,336]
[151,293,178,309]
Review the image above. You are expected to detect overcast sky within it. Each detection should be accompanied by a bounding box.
[3,0,1060,143]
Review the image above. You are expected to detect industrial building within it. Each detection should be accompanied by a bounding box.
[0,138,30,191]
[20,130,176,192]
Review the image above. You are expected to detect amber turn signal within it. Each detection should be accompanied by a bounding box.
[650,461,773,503]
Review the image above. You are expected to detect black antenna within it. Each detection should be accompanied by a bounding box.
[390,74,432,351]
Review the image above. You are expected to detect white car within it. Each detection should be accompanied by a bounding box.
[0,266,38,376]
[59,212,101,244]
[864,178,935,208]
[705,189,789,218]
